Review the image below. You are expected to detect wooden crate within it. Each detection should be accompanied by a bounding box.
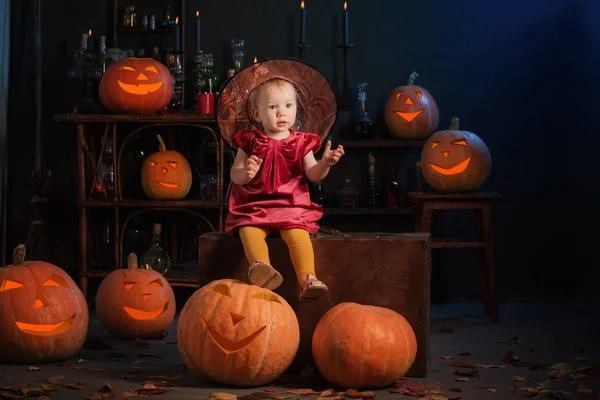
[198,231,431,377]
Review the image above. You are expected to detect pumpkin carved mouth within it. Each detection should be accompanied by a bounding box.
[123,300,169,320]
[117,81,164,95]
[203,317,266,353]
[158,182,179,188]
[15,314,76,336]
[428,156,472,175]
[395,110,424,122]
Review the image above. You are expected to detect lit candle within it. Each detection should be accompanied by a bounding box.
[175,17,180,51]
[196,11,201,52]
[300,1,306,43]
[253,57,258,64]
[87,29,94,53]
[343,2,349,45]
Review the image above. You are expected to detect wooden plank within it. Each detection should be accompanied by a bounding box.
[432,238,486,248]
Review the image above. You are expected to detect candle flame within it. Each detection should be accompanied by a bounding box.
[301,1,304,9]
[176,16,179,24]
[196,10,199,17]
[253,57,258,63]
[88,29,92,36]
[344,2,347,10]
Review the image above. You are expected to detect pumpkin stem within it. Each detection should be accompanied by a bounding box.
[12,244,26,266]
[449,117,460,130]
[156,134,167,152]
[127,253,139,269]
[407,71,419,85]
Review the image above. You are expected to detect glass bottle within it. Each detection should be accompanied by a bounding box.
[163,76,182,114]
[231,39,245,73]
[310,181,328,207]
[366,152,381,207]
[387,166,399,207]
[123,214,148,266]
[140,223,171,274]
[123,5,136,28]
[337,178,357,208]
[353,82,374,140]
[94,139,115,199]
[160,5,175,29]
[151,46,161,62]
[219,69,236,93]
[200,53,219,94]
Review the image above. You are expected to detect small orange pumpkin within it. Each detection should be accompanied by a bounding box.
[177,279,300,387]
[141,134,192,200]
[384,71,439,139]
[95,253,176,339]
[99,58,173,114]
[312,302,417,389]
[421,117,492,193]
[0,245,89,363]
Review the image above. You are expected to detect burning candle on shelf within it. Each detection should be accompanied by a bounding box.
[196,11,201,52]
[87,29,93,53]
[342,2,349,45]
[175,17,180,51]
[253,56,258,63]
[300,1,306,43]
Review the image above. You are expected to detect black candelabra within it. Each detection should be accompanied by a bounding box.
[337,42,355,111]
[296,42,310,61]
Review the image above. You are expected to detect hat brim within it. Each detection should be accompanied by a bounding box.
[217,58,338,147]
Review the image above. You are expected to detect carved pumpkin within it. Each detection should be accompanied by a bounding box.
[96,253,175,339]
[384,71,439,139]
[177,279,300,387]
[312,302,417,389]
[0,245,89,363]
[421,117,491,193]
[99,58,173,114]
[141,134,192,200]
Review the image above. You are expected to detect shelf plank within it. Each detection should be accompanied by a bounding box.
[323,207,413,216]
[54,114,216,123]
[432,238,486,248]
[116,28,175,34]
[82,266,201,286]
[338,140,425,148]
[81,200,227,208]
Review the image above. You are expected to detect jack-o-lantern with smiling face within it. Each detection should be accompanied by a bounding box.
[141,134,192,200]
[177,279,300,387]
[385,71,439,139]
[99,58,173,114]
[0,245,89,364]
[421,117,492,193]
[96,253,176,339]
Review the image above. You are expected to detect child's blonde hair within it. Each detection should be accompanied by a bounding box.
[249,78,297,109]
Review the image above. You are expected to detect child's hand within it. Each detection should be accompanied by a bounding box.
[322,141,345,167]
[245,155,263,180]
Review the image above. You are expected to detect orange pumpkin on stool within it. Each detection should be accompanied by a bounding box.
[141,134,192,200]
[421,117,492,193]
[177,279,300,387]
[99,58,173,114]
[95,253,176,339]
[384,71,439,139]
[0,245,89,363]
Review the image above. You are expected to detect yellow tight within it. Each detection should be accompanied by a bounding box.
[238,226,315,286]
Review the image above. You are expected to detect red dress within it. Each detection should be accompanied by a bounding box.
[225,129,323,236]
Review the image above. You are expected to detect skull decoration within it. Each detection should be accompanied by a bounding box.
[421,117,492,193]
[141,134,192,200]
[0,245,89,363]
[99,58,173,114]
[177,279,300,387]
[95,253,176,339]
[384,71,439,139]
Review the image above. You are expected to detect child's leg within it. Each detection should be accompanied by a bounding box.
[280,228,328,299]
[238,226,283,290]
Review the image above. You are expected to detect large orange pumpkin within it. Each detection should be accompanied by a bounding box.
[312,302,417,389]
[384,71,439,139]
[141,134,192,200]
[99,58,173,114]
[0,245,89,363]
[177,279,300,387]
[96,253,175,339]
[421,117,492,192]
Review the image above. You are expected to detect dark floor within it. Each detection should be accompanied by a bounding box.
[0,301,598,400]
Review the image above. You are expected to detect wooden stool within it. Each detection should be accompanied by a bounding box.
[408,192,500,322]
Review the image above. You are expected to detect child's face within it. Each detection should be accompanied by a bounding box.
[252,82,297,135]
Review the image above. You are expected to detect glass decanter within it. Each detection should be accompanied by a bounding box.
[231,39,245,73]
[140,223,171,274]
[352,82,374,140]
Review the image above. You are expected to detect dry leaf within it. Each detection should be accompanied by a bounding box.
[86,393,110,400]
[417,395,447,400]
[271,397,293,400]
[264,388,277,393]
[454,377,469,382]
[510,376,531,382]
[63,382,85,390]
[27,366,41,372]
[77,358,88,364]
[135,383,167,396]
[21,387,44,396]
[115,391,137,400]
[449,360,476,368]
[319,390,336,397]
[146,373,184,380]
[286,389,321,395]
[0,392,24,399]
[209,392,238,400]
[45,374,64,385]
[40,384,57,391]
[440,356,454,360]
[144,380,174,387]
[453,369,478,377]
[570,374,593,382]
[504,351,519,363]
[477,364,505,368]
[345,389,374,398]
[511,383,538,398]
[239,393,271,400]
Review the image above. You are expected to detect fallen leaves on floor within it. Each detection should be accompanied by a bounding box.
[26,366,41,372]
[389,380,462,399]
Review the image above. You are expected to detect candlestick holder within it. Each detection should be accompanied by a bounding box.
[192,51,204,95]
[166,49,186,109]
[295,42,310,60]
[337,43,355,111]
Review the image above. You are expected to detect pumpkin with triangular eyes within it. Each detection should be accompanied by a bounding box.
[384,71,439,139]
[421,117,492,193]
[141,134,192,200]
[95,254,176,339]
[99,58,173,114]
[0,245,89,363]
[177,279,300,387]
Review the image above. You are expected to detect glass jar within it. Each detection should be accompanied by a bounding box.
[123,5,136,28]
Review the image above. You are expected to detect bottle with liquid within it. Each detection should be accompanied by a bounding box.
[352,82,374,140]
[200,53,219,94]
[140,223,171,274]
[159,5,175,29]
